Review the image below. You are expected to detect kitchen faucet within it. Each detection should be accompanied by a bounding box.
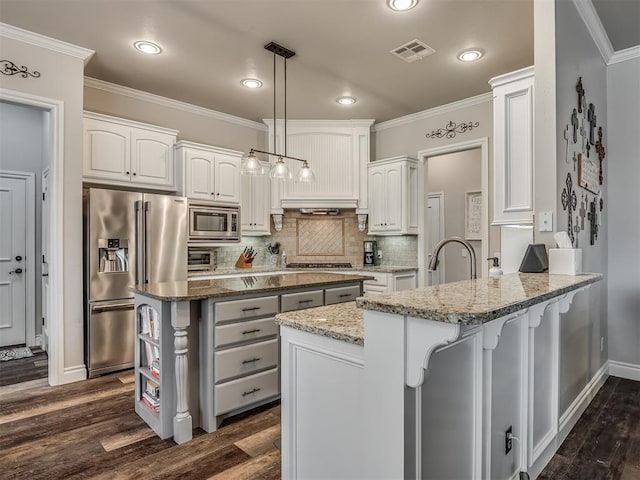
[428,236,477,280]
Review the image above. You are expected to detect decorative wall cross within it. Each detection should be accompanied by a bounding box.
[587,103,596,145]
[572,152,577,172]
[573,216,581,248]
[587,200,599,245]
[576,77,584,113]
[571,109,579,144]
[561,173,578,246]
[596,126,605,185]
[579,193,586,230]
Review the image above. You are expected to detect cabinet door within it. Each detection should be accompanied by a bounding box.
[185,149,216,201]
[368,166,386,233]
[214,155,241,204]
[131,129,175,188]
[251,169,271,234]
[385,165,403,232]
[83,118,131,182]
[241,174,254,231]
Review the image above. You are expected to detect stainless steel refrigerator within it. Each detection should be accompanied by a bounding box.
[84,187,188,377]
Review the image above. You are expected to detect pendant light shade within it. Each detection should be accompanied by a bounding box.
[241,41,315,184]
[296,161,316,183]
[241,150,264,176]
[269,156,292,180]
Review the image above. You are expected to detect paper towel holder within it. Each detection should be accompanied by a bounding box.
[519,244,548,273]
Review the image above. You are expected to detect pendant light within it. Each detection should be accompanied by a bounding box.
[241,42,315,183]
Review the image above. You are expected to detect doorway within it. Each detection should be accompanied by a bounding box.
[417,138,489,287]
[427,193,445,286]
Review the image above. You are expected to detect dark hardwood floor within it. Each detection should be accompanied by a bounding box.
[0,372,638,479]
[0,346,48,387]
[540,377,640,480]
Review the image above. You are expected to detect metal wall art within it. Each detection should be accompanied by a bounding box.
[0,59,41,78]
[561,172,577,246]
[425,120,479,139]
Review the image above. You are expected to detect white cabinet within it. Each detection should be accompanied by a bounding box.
[367,156,419,235]
[241,162,271,235]
[175,141,242,205]
[265,119,374,212]
[83,112,178,189]
[351,270,417,296]
[489,66,534,225]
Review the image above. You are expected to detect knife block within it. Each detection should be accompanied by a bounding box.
[235,254,253,269]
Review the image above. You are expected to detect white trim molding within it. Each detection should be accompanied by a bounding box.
[559,361,609,434]
[572,0,615,64]
[62,364,88,383]
[373,92,492,132]
[609,360,640,381]
[85,77,267,131]
[608,45,640,65]
[0,22,94,64]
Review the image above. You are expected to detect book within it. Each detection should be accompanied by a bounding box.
[151,359,160,379]
[149,307,159,339]
[145,379,160,398]
[142,390,160,407]
[141,395,160,413]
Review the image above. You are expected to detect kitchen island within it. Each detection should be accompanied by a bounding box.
[276,272,602,479]
[132,272,372,444]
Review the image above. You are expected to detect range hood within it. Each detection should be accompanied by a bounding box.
[299,208,340,215]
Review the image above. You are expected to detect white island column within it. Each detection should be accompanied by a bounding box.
[171,300,192,444]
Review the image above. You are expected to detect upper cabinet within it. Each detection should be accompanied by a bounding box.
[83,112,178,190]
[265,120,374,213]
[242,162,271,236]
[175,141,242,205]
[489,66,534,225]
[367,156,418,235]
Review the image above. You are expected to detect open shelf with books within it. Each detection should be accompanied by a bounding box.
[134,296,176,439]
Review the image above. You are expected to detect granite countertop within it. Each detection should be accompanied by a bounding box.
[276,301,364,346]
[356,272,603,325]
[189,265,418,277]
[133,272,374,301]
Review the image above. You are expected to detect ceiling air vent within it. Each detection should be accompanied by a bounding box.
[390,39,435,63]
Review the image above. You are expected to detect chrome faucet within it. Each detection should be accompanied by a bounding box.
[428,236,477,280]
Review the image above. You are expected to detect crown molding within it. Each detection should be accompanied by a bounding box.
[263,119,375,129]
[373,92,492,132]
[488,65,535,88]
[608,45,640,65]
[572,0,614,64]
[0,22,94,64]
[84,77,267,132]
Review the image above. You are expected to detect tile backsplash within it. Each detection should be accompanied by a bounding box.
[212,209,418,269]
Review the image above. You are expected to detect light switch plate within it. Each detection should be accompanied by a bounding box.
[538,211,553,232]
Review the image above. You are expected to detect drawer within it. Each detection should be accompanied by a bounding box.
[363,272,389,286]
[214,295,279,323]
[215,338,279,382]
[214,317,279,348]
[214,367,279,415]
[364,285,388,296]
[325,285,361,305]
[281,290,324,312]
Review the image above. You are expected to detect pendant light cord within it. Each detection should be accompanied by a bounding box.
[273,51,276,156]
[284,56,287,157]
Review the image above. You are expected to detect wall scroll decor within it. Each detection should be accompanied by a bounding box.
[464,191,482,240]
[561,172,577,246]
[425,120,479,140]
[0,59,40,78]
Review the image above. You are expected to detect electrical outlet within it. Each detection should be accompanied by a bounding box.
[377,249,383,259]
[505,426,513,455]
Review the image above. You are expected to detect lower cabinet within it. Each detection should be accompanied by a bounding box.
[200,282,363,432]
[354,270,417,296]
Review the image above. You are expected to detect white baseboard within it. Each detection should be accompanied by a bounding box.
[61,364,87,384]
[34,334,43,348]
[608,360,640,381]
[559,361,609,435]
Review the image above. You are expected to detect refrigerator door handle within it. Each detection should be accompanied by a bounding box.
[135,200,144,285]
[91,303,135,313]
[144,201,151,284]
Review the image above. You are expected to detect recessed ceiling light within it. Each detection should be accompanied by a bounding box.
[458,50,483,62]
[133,41,162,55]
[387,0,418,11]
[337,96,357,105]
[241,78,263,89]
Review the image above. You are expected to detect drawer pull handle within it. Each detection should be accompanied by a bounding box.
[242,387,261,397]
[242,329,262,335]
[339,294,352,298]
[242,306,262,312]
[298,299,313,304]
[242,357,261,364]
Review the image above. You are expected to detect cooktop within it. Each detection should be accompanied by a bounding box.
[286,262,352,269]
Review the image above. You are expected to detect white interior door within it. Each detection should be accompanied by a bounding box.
[427,194,445,286]
[41,169,50,352]
[0,175,27,347]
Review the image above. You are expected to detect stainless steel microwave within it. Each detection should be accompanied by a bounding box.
[188,202,240,243]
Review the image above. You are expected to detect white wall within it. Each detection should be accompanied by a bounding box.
[606,57,640,369]
[0,100,47,340]
[426,149,482,283]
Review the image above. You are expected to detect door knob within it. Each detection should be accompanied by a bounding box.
[15,255,22,261]
[9,268,23,275]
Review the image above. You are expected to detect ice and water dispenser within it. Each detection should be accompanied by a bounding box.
[98,238,129,273]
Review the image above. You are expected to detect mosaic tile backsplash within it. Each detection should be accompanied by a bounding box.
[212,209,418,269]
